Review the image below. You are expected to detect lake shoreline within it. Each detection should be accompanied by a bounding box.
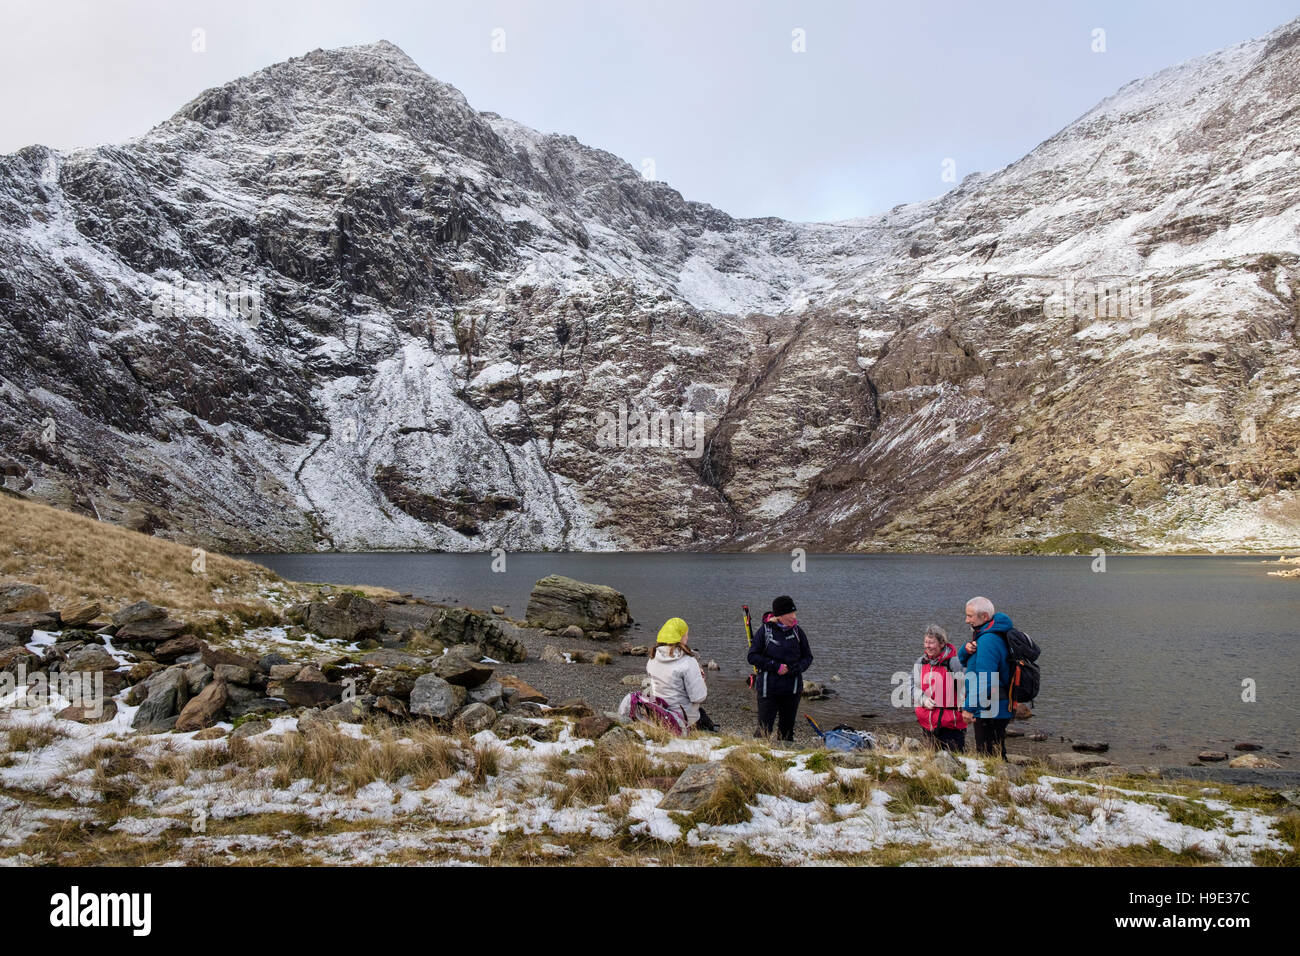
[439,602,1299,780]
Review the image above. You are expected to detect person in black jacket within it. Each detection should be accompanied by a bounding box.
[746,595,813,741]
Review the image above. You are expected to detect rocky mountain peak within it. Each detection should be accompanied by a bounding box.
[2,21,1298,553]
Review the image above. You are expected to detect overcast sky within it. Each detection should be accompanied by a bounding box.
[2,1,1297,221]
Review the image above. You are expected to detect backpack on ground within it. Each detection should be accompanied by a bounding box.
[1001,627,1041,710]
[625,691,687,736]
[805,715,874,752]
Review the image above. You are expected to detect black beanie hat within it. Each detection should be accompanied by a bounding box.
[772,595,796,616]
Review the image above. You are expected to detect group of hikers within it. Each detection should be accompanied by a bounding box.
[628,594,1035,760]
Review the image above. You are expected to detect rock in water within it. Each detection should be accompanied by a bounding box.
[1229,753,1282,769]
[801,681,830,700]
[1197,750,1229,762]
[525,576,630,631]
[1071,741,1110,753]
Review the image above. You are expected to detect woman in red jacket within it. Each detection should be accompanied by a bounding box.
[912,624,968,752]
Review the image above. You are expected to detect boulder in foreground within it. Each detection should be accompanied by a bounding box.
[658,762,741,812]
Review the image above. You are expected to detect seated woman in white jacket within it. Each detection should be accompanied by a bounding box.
[645,617,708,729]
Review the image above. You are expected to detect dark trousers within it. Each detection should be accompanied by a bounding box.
[974,717,1010,759]
[756,692,800,740]
[924,726,967,752]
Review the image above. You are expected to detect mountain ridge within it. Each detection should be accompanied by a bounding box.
[1,20,1298,553]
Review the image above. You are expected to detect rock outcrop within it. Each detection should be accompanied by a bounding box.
[286,592,384,642]
[425,606,526,662]
[3,25,1300,552]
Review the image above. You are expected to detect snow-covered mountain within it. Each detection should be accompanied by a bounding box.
[2,22,1298,552]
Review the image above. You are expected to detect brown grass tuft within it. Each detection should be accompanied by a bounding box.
[0,494,301,617]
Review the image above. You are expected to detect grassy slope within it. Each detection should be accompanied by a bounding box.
[0,493,301,618]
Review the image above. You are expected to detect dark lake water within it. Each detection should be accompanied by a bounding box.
[234,552,1299,762]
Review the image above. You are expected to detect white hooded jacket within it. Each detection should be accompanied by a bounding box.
[645,645,708,725]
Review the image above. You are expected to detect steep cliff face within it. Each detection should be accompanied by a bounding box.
[1,26,1298,552]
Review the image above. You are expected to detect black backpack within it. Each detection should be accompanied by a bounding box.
[1001,627,1041,707]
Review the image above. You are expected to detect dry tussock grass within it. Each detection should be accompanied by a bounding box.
[549,735,685,808]
[222,719,472,794]
[4,721,70,753]
[0,494,299,616]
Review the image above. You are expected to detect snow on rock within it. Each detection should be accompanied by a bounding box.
[4,24,1300,551]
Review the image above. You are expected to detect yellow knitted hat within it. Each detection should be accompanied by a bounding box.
[656,617,688,644]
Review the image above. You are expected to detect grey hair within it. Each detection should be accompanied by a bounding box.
[966,596,995,618]
[923,624,947,643]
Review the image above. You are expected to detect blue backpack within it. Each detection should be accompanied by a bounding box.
[806,715,874,752]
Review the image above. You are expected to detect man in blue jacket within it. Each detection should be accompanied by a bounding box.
[747,595,813,741]
[958,596,1012,759]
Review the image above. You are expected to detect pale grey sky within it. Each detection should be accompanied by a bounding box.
[2,0,1297,221]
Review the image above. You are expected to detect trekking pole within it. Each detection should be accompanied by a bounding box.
[743,604,756,689]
